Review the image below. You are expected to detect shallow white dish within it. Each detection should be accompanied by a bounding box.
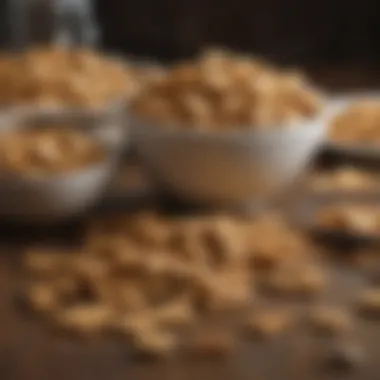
[131,103,338,206]
[0,112,122,223]
[325,92,380,159]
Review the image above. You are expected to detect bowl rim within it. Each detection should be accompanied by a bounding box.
[130,95,339,141]
[0,51,135,114]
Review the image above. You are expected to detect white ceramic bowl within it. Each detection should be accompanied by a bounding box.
[325,93,380,159]
[0,112,122,223]
[131,105,338,206]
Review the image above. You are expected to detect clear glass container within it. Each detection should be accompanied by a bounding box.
[8,0,100,48]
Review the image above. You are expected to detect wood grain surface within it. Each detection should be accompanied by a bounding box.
[1,71,380,380]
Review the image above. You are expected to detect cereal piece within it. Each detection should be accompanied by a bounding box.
[188,330,235,359]
[24,249,62,276]
[168,221,210,264]
[97,279,147,312]
[244,309,293,340]
[296,267,326,297]
[356,289,380,318]
[195,270,252,312]
[54,304,111,335]
[127,213,172,247]
[27,283,58,314]
[307,307,353,336]
[155,296,196,328]
[133,329,177,359]
[264,265,325,298]
[200,217,245,266]
[246,215,309,270]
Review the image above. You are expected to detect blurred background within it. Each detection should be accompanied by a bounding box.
[2,0,380,91]
[1,0,379,65]
[95,0,379,66]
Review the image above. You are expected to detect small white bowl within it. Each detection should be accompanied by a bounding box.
[325,93,380,159]
[131,105,338,206]
[0,112,122,223]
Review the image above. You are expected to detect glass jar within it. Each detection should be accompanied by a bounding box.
[8,0,100,48]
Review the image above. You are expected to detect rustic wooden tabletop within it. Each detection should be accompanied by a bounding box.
[1,69,380,380]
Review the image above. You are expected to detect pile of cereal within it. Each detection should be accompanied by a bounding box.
[0,126,105,176]
[329,100,380,144]
[0,47,142,109]
[23,212,321,357]
[133,50,322,130]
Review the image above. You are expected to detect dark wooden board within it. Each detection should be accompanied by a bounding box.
[2,71,380,380]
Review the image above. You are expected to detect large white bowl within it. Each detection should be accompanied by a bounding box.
[0,112,122,223]
[131,105,338,206]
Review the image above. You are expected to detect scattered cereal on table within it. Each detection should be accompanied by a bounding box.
[263,264,325,299]
[28,282,58,314]
[21,212,317,355]
[244,308,294,340]
[307,307,353,337]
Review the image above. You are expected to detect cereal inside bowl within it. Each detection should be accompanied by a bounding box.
[0,126,106,178]
[132,49,323,131]
[316,204,380,236]
[0,47,142,110]
[329,99,380,144]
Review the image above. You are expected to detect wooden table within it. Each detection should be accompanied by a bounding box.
[1,69,380,380]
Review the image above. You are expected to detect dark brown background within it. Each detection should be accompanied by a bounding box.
[1,0,380,66]
[93,0,380,65]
